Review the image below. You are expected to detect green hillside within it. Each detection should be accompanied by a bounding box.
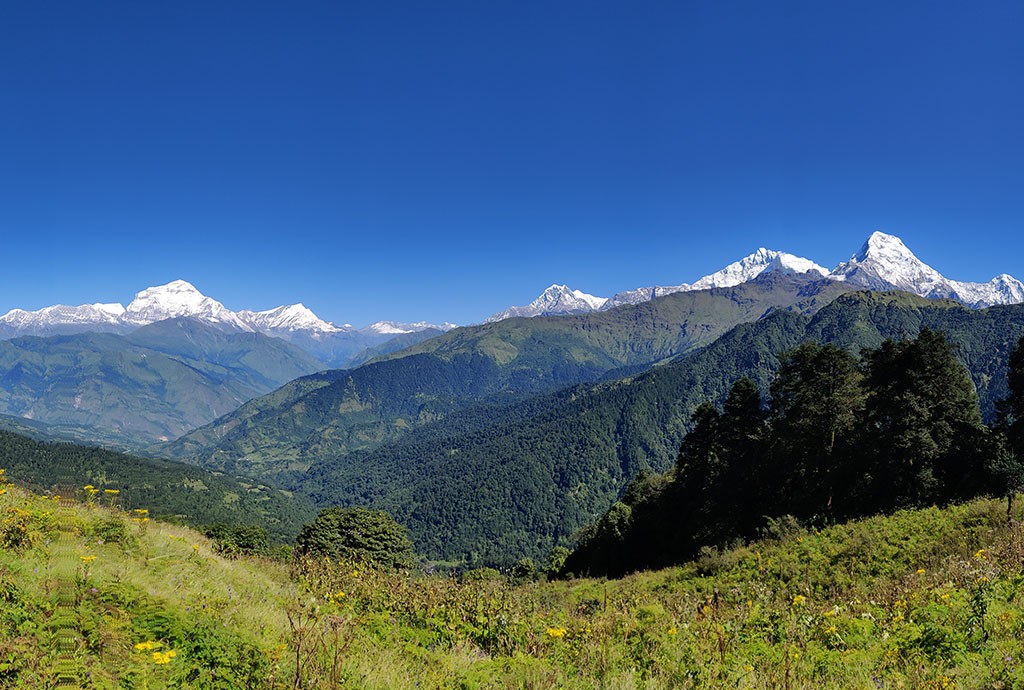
[2,472,1022,688]
[0,429,314,542]
[0,318,321,448]
[165,274,852,476]
[294,293,1024,564]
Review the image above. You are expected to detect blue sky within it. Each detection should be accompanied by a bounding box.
[1,1,1022,326]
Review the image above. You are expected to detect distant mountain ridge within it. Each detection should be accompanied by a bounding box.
[0,317,323,446]
[0,280,455,368]
[488,232,1024,320]
[0,279,454,338]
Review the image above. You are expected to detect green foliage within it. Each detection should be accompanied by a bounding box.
[859,327,989,508]
[294,507,415,570]
[205,524,271,558]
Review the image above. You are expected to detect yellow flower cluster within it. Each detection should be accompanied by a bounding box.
[152,650,177,665]
[545,627,567,638]
[974,548,987,560]
[80,555,97,564]
[134,640,161,651]
[792,595,806,606]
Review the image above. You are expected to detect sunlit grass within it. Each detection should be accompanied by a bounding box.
[2,469,1023,688]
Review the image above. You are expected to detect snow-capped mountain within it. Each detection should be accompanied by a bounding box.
[486,285,610,323]
[490,232,1022,322]
[0,302,128,337]
[237,304,349,334]
[0,280,454,346]
[832,232,1024,308]
[123,280,255,331]
[365,320,459,335]
[605,249,828,309]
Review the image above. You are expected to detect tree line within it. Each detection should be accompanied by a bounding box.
[565,328,1024,577]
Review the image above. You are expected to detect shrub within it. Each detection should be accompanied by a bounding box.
[294,507,414,570]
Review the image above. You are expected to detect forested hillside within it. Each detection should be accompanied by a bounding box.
[293,292,1024,564]
[166,274,851,476]
[0,429,315,541]
[566,327,1023,575]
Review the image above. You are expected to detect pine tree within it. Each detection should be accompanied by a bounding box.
[768,343,864,517]
[861,328,986,509]
[994,335,1024,517]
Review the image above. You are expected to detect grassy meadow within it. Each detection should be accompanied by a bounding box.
[2,468,1023,688]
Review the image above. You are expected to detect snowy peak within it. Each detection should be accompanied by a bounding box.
[854,231,916,262]
[237,304,346,333]
[690,248,828,291]
[123,280,251,331]
[0,302,127,335]
[832,231,945,293]
[363,320,457,335]
[604,249,827,310]
[486,284,609,323]
[831,230,1002,304]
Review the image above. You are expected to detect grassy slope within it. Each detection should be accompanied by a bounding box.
[3,472,1023,689]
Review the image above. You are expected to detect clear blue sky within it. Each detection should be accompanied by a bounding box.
[2,1,1022,326]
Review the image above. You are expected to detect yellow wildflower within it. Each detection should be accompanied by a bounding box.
[134,640,160,651]
[152,650,176,664]
[83,485,94,490]
[792,595,806,606]
[974,548,987,560]
[104,489,119,495]
[667,626,677,635]
[133,508,149,516]
[80,555,97,564]
[545,627,567,638]
[916,568,925,574]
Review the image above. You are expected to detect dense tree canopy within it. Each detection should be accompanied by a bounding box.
[566,329,1007,577]
[294,507,415,570]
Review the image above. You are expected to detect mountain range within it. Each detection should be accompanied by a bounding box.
[489,232,1024,321]
[4,228,1024,567]
[0,318,323,447]
[0,280,455,368]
